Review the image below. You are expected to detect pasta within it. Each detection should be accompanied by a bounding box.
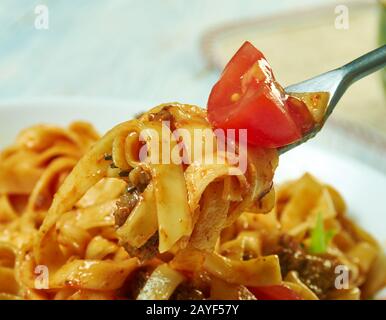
[0,103,384,300]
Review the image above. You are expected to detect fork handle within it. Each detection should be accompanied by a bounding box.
[341,45,386,84]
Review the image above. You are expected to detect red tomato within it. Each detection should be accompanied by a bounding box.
[207,41,314,148]
[248,285,302,300]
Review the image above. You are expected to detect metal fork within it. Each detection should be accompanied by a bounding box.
[279,45,386,154]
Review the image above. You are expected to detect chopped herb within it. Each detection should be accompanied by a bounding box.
[110,163,118,169]
[309,212,336,254]
[104,153,113,161]
[119,170,131,177]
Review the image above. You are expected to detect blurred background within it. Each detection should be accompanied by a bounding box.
[0,0,385,135]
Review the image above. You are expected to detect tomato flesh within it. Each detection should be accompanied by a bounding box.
[248,285,302,300]
[207,41,315,148]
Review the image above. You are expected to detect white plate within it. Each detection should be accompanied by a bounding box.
[0,97,385,245]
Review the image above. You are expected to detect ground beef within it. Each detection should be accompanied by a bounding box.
[120,268,151,299]
[148,108,173,122]
[123,232,159,261]
[114,187,140,227]
[148,107,176,131]
[132,170,151,193]
[114,167,151,227]
[276,235,339,299]
[114,166,155,260]
[170,282,205,300]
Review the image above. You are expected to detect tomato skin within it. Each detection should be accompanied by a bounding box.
[207,41,314,148]
[248,285,302,300]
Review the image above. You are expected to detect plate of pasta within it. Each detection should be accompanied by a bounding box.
[0,97,385,300]
[0,43,385,301]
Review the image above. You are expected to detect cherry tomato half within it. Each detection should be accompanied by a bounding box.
[207,41,314,148]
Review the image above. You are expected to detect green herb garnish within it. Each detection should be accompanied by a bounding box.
[309,212,336,254]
